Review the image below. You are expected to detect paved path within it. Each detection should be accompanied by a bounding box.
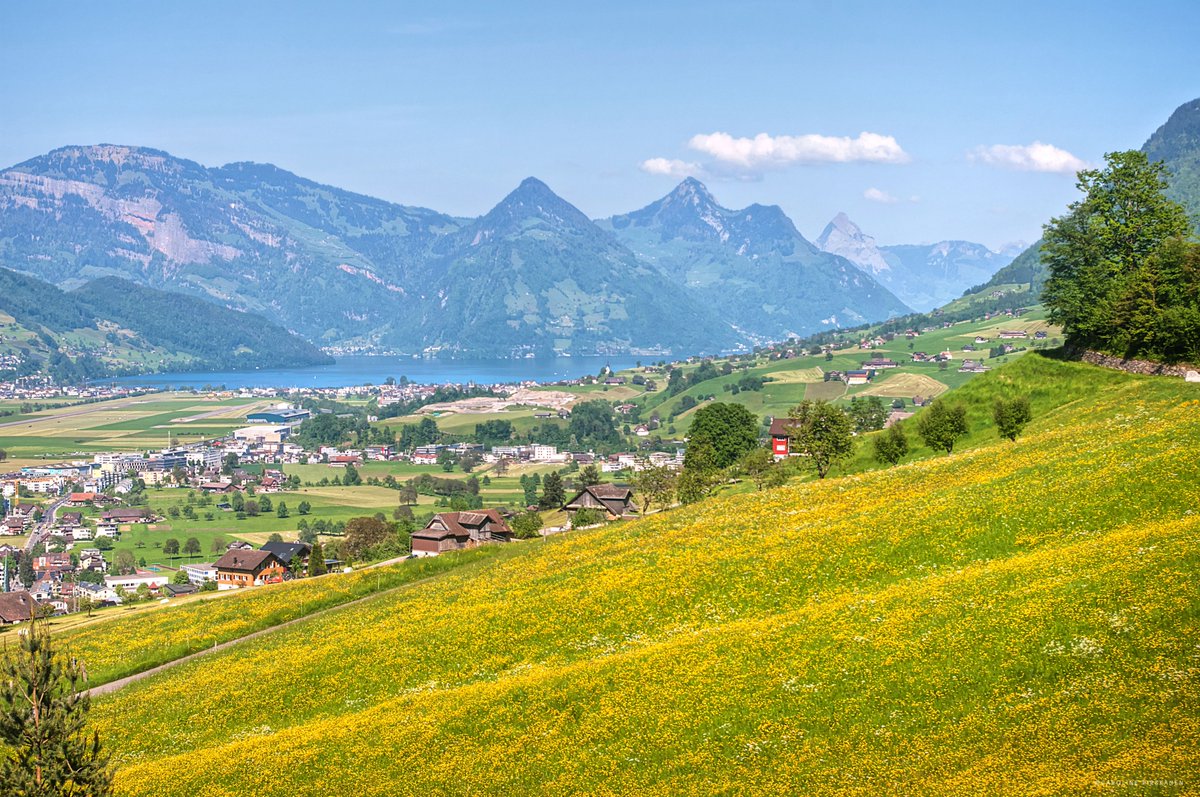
[83,568,432,698]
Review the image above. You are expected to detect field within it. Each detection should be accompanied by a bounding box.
[58,354,1200,795]
[0,393,271,466]
[855,371,949,398]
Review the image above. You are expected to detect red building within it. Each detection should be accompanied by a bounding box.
[769,418,794,459]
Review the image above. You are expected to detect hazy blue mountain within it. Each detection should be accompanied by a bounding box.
[601,179,910,340]
[814,212,1018,311]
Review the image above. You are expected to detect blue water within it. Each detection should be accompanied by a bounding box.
[110,354,644,389]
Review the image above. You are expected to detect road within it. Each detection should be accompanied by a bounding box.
[25,496,69,553]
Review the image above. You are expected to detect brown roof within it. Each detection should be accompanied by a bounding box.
[585,484,633,500]
[0,591,39,624]
[213,549,283,573]
[413,509,509,541]
[769,418,793,437]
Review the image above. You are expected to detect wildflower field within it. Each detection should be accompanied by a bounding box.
[72,355,1200,795]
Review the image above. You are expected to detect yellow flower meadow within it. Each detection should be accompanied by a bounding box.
[63,358,1200,795]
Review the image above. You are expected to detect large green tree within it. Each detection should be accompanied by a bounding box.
[783,401,854,479]
[0,622,112,795]
[684,402,759,470]
[1042,150,1192,356]
[917,400,970,455]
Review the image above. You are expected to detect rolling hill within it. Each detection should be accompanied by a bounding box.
[52,353,1200,795]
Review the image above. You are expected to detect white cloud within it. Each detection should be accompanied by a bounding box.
[863,187,898,204]
[968,141,1087,174]
[687,131,910,169]
[639,157,703,178]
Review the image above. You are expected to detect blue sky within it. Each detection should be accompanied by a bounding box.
[1,0,1196,249]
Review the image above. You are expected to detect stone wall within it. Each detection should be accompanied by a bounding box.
[1071,348,1199,380]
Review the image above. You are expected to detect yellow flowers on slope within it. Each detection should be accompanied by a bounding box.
[67,358,1200,795]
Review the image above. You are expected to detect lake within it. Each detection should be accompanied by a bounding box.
[111,354,644,389]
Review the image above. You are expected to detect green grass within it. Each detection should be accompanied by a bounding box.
[64,354,1200,795]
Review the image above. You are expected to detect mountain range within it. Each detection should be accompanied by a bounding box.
[0,145,1019,362]
[813,212,1022,311]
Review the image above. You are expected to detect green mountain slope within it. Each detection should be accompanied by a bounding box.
[601,180,910,340]
[0,266,330,373]
[405,178,741,356]
[65,354,1200,795]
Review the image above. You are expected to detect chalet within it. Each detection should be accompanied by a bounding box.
[214,549,288,589]
[615,403,637,415]
[259,541,311,569]
[0,591,40,625]
[411,510,513,557]
[226,540,254,551]
[1034,330,1048,339]
[974,336,989,344]
[10,503,37,519]
[998,330,1028,339]
[634,425,651,437]
[199,482,234,494]
[562,484,637,519]
[959,360,989,373]
[59,511,83,527]
[910,352,930,362]
[2,517,27,535]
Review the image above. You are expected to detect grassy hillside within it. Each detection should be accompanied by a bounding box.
[58,355,1200,795]
[0,266,330,375]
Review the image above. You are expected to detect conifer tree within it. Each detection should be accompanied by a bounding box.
[0,623,112,795]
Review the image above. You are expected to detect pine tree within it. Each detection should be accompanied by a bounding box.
[308,542,326,577]
[0,623,112,795]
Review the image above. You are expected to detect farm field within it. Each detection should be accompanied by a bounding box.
[0,393,271,466]
[74,354,1200,795]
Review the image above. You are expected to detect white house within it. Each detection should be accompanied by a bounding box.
[180,562,218,586]
[104,570,169,593]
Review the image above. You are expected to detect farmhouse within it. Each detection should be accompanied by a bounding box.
[411,510,513,557]
[562,484,637,519]
[101,508,155,523]
[67,492,102,506]
[861,358,900,369]
[0,591,40,625]
[260,541,311,569]
[845,370,872,386]
[998,330,1028,339]
[214,549,288,589]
